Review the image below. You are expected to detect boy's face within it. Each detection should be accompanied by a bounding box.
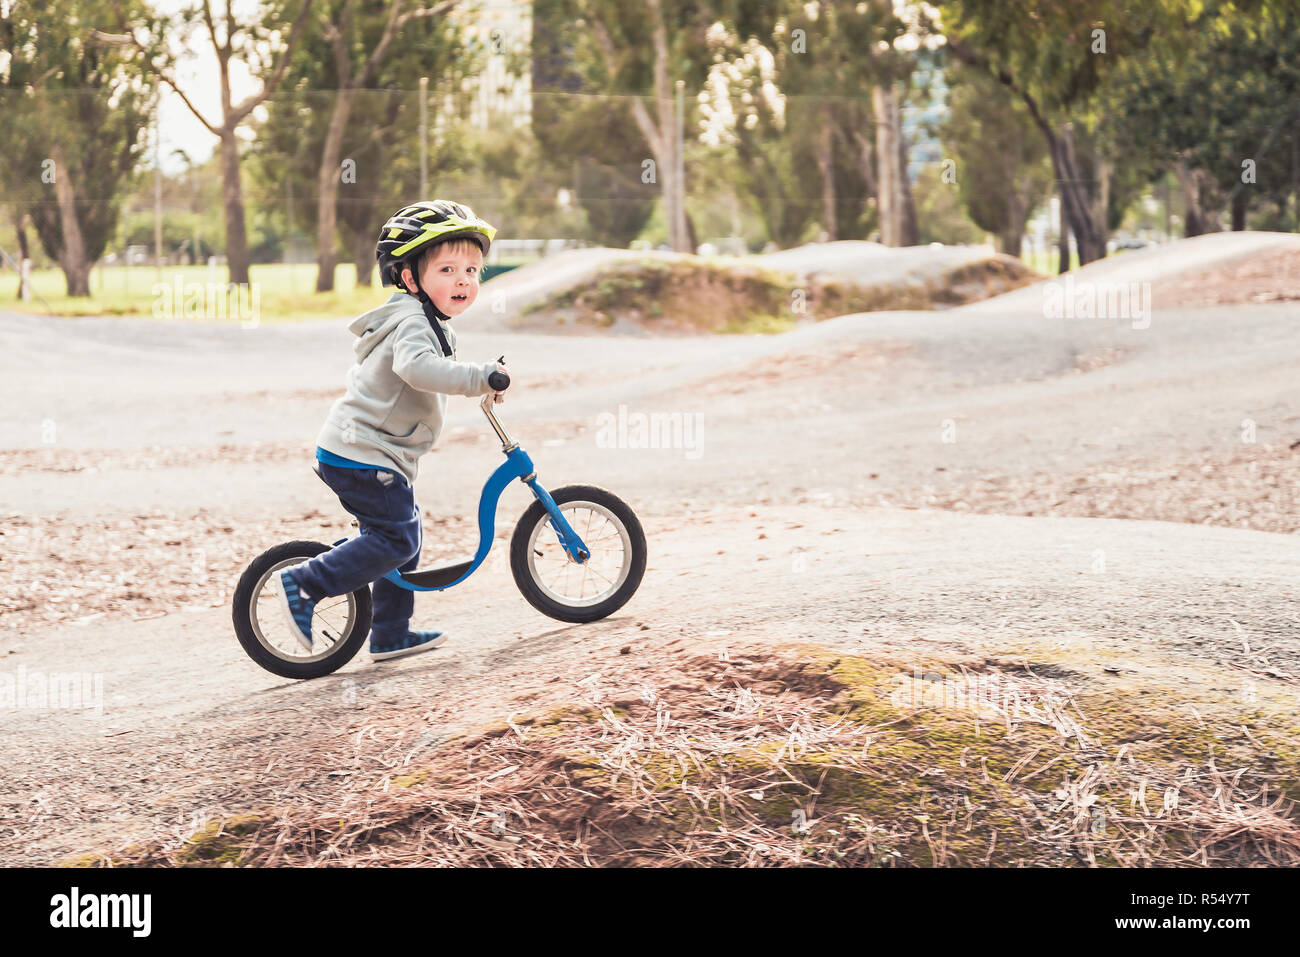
[404,241,484,318]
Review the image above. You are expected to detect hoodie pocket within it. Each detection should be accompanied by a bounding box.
[383,419,433,444]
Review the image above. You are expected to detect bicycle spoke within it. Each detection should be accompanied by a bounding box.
[528,501,631,607]
[547,561,570,593]
[585,564,615,587]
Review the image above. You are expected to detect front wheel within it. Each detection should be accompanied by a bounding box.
[510,485,647,623]
[232,540,372,679]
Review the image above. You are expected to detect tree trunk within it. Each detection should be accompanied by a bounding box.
[219,129,252,285]
[943,38,1107,263]
[815,103,838,241]
[315,88,359,292]
[1173,159,1206,237]
[648,0,687,252]
[15,212,32,300]
[1001,180,1026,258]
[1231,189,1247,230]
[1054,124,1106,264]
[352,226,374,286]
[48,142,91,297]
[873,82,917,247]
[850,127,877,237]
[15,212,30,262]
[873,85,900,246]
[896,103,919,246]
[1021,110,1103,265]
[1058,191,1070,274]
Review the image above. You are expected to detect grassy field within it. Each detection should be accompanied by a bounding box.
[6,252,1058,324]
[1021,248,1082,274]
[0,263,410,324]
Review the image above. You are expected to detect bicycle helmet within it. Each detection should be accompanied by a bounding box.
[376,199,497,292]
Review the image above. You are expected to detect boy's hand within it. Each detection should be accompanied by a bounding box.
[489,355,510,403]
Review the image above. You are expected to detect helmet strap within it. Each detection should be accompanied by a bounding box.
[408,269,454,359]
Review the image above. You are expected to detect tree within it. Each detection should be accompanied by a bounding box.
[935,0,1194,264]
[0,1,154,296]
[911,163,985,246]
[564,0,721,252]
[255,1,481,286]
[712,1,921,246]
[532,0,660,247]
[698,24,818,246]
[942,65,1052,255]
[707,5,909,247]
[295,0,459,292]
[106,0,316,285]
[1104,0,1300,235]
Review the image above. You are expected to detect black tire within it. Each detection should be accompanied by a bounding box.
[510,485,646,623]
[231,540,372,680]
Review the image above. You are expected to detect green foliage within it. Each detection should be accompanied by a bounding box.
[940,65,1052,250]
[530,0,700,245]
[0,0,157,274]
[251,0,478,276]
[557,0,720,95]
[697,2,930,246]
[437,115,591,241]
[1102,0,1300,227]
[936,0,1194,117]
[933,0,1202,257]
[911,164,986,246]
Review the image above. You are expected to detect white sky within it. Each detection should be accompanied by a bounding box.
[151,0,265,175]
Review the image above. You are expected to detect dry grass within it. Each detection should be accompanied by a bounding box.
[76,643,1300,868]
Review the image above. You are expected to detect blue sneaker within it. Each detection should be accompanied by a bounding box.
[276,569,318,652]
[370,630,447,662]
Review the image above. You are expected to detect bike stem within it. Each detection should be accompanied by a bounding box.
[480,392,516,450]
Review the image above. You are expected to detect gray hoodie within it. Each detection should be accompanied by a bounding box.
[315,292,498,485]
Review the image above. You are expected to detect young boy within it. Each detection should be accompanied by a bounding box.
[277,200,509,661]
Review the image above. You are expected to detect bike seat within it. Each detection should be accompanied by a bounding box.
[403,560,474,589]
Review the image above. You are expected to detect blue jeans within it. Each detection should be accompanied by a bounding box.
[288,462,423,648]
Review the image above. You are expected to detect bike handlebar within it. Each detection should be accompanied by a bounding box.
[487,353,510,392]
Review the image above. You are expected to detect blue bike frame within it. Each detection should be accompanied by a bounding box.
[373,393,590,593]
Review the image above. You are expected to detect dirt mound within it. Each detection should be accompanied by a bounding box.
[962,231,1300,315]
[1152,244,1300,307]
[71,639,1300,867]
[500,253,1036,335]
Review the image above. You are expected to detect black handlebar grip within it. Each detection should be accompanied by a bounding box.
[488,354,509,391]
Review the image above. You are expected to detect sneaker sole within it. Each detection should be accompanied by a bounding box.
[275,570,314,653]
[370,633,448,662]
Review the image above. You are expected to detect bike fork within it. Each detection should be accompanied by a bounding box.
[524,477,590,562]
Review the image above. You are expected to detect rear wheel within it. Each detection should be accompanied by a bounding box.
[510,485,646,623]
[231,540,371,680]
